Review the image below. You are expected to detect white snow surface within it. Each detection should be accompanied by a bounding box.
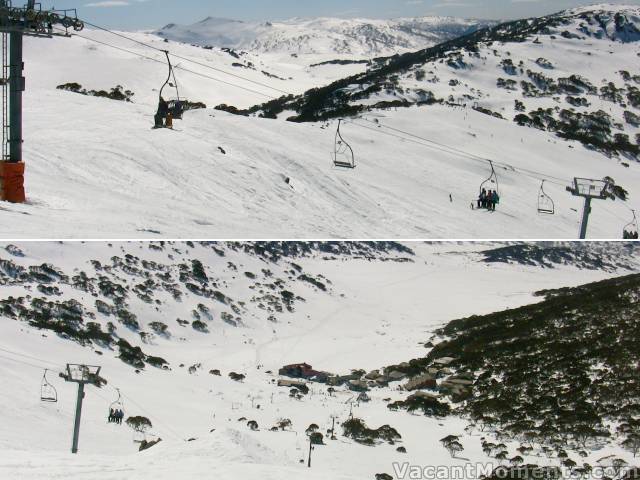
[155,16,492,57]
[0,241,638,479]
[0,4,639,239]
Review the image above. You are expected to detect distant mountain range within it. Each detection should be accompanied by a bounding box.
[155,16,497,56]
[236,4,640,161]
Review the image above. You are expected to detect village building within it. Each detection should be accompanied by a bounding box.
[348,379,369,392]
[386,370,407,382]
[277,379,309,394]
[433,356,456,366]
[440,376,473,396]
[278,363,330,382]
[327,373,361,386]
[404,373,437,391]
[408,391,440,401]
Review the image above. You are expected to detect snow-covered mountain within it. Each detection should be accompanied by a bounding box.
[1,241,639,479]
[155,16,496,57]
[245,5,640,161]
[4,4,640,239]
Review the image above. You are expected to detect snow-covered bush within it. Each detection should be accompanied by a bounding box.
[126,416,152,434]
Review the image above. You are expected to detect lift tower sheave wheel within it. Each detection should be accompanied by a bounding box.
[0,1,83,203]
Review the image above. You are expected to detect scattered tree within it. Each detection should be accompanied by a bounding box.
[247,420,259,431]
[126,416,152,435]
[228,372,245,382]
[277,418,292,431]
[623,434,640,457]
[440,435,464,458]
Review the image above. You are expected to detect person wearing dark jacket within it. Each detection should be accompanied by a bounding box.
[155,97,169,128]
[491,190,500,211]
[478,189,487,209]
[486,190,493,210]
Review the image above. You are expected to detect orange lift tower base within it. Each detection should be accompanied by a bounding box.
[0,160,24,202]
[0,1,84,203]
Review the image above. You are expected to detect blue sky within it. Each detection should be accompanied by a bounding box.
[40,0,640,29]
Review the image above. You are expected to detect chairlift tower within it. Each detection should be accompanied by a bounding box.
[566,177,612,239]
[64,363,101,454]
[329,415,337,440]
[307,435,314,468]
[0,1,83,203]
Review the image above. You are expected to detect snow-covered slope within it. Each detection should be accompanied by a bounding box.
[155,16,495,57]
[2,5,639,239]
[250,4,640,160]
[0,241,638,479]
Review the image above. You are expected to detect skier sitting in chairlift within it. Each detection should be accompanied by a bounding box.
[477,188,499,211]
[108,408,124,424]
[478,189,487,209]
[155,97,169,128]
[489,190,500,211]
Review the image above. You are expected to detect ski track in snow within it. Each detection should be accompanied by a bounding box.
[0,242,638,479]
[0,21,637,239]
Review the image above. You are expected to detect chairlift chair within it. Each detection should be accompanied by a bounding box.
[332,119,356,169]
[40,369,58,403]
[537,180,555,215]
[109,388,125,416]
[156,51,184,126]
[479,160,499,196]
[623,210,639,239]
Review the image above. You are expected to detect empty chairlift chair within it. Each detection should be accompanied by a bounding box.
[332,119,356,169]
[537,180,555,215]
[40,369,58,403]
[623,210,639,239]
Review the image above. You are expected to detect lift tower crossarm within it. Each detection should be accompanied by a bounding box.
[566,177,612,239]
[0,1,83,203]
